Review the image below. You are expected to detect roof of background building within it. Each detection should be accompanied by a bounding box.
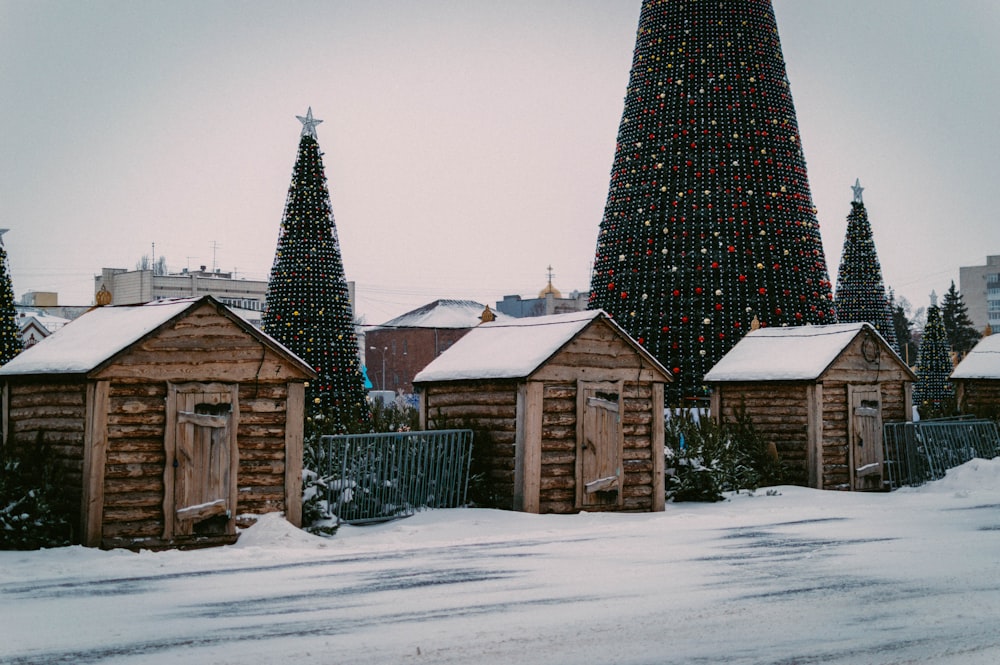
[373,299,509,329]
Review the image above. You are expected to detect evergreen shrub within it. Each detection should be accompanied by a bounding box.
[0,446,72,549]
[664,409,784,502]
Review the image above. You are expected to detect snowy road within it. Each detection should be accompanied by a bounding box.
[3,460,1000,664]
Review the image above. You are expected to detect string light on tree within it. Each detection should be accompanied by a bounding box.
[833,179,898,353]
[588,0,836,402]
[0,229,23,366]
[262,109,370,433]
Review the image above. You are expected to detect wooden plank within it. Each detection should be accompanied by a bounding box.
[418,389,427,430]
[177,411,228,427]
[532,365,664,384]
[176,498,228,522]
[513,383,527,511]
[585,475,619,493]
[904,381,914,421]
[1,384,8,457]
[806,383,822,489]
[93,359,304,382]
[284,381,304,527]
[8,389,86,407]
[227,383,240,536]
[161,384,178,541]
[652,382,665,511]
[521,381,543,513]
[418,390,517,407]
[81,380,110,547]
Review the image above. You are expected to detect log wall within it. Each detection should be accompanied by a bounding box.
[820,379,910,491]
[620,382,658,512]
[423,381,520,509]
[5,382,88,537]
[819,382,850,490]
[957,380,1000,419]
[99,379,296,549]
[716,383,811,485]
[102,381,167,546]
[423,378,662,514]
[538,382,576,513]
[237,383,291,518]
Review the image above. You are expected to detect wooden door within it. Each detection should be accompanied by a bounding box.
[848,385,884,491]
[577,382,623,508]
[164,383,240,539]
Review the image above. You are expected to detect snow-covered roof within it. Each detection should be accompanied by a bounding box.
[373,299,508,330]
[414,310,608,382]
[951,333,1000,379]
[704,322,896,382]
[0,297,311,377]
[18,311,70,333]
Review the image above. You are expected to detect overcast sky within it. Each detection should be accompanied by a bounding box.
[2,1,998,324]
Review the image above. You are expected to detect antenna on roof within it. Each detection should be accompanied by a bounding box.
[211,241,222,273]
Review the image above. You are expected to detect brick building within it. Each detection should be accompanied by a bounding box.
[364,300,506,397]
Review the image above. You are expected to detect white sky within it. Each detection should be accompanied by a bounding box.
[3,459,1000,663]
[2,1,998,324]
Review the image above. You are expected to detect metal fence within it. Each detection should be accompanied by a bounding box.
[883,419,1000,489]
[318,429,474,525]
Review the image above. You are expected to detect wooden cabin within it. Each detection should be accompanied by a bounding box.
[952,333,1000,419]
[704,323,915,491]
[0,296,315,549]
[413,310,672,514]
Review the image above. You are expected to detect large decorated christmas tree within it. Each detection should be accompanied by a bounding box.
[589,0,835,402]
[0,230,23,366]
[263,109,370,434]
[913,301,954,415]
[833,180,898,353]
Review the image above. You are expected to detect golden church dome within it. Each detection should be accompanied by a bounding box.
[538,265,561,298]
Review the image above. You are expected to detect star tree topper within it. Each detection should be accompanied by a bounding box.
[296,107,323,139]
[852,178,864,204]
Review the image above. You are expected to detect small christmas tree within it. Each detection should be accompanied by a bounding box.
[913,302,953,416]
[262,109,371,435]
[833,181,898,353]
[0,230,23,366]
[940,280,981,358]
[588,0,836,402]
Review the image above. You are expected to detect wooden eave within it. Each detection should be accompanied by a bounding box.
[817,327,917,382]
[81,296,316,381]
[525,315,673,384]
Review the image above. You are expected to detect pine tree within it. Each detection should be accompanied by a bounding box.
[588,0,836,402]
[263,109,371,434]
[940,280,981,358]
[833,180,898,353]
[0,231,23,366]
[913,303,954,416]
[888,289,917,366]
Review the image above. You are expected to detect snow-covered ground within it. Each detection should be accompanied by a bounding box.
[3,459,1000,665]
